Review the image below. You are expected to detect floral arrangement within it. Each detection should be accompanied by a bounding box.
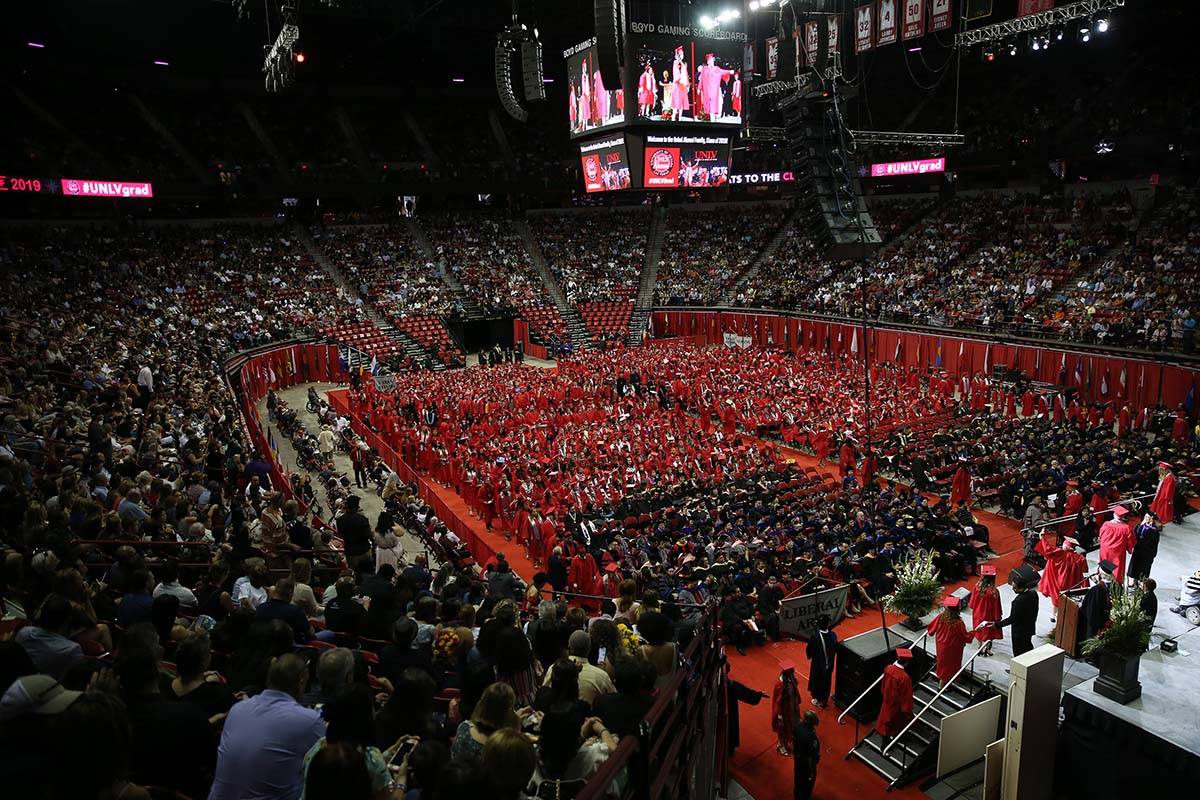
[616,621,643,655]
[1081,586,1151,659]
[433,628,459,666]
[884,549,942,622]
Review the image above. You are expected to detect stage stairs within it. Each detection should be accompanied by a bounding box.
[402,217,486,321]
[511,219,593,351]
[846,660,998,789]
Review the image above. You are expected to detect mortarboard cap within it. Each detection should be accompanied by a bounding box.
[895,648,913,660]
[980,565,997,577]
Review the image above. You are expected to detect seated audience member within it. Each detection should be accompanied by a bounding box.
[324,576,368,636]
[528,703,620,798]
[301,687,402,800]
[483,728,539,800]
[170,631,237,720]
[153,561,198,609]
[209,653,326,800]
[255,577,314,643]
[118,570,156,628]
[302,741,375,800]
[375,666,446,746]
[593,656,656,736]
[451,681,522,764]
[303,647,357,709]
[15,594,84,679]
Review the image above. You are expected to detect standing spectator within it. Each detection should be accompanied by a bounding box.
[209,654,326,800]
[792,710,821,800]
[337,496,373,570]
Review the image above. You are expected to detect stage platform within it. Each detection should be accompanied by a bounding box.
[906,514,1200,800]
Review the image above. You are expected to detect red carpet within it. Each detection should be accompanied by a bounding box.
[425,478,539,581]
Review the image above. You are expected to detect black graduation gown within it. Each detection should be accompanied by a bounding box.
[805,630,838,702]
[1079,582,1112,643]
[726,679,764,754]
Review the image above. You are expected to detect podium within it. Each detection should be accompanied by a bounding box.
[1054,592,1084,657]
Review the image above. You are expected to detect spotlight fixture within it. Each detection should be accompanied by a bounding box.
[981,46,996,63]
[1078,25,1091,42]
[1096,17,1109,33]
[1030,35,1040,51]
[1055,28,1064,41]
[263,4,300,94]
[1008,40,1018,56]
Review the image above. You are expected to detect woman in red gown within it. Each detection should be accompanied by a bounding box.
[968,567,1003,657]
[927,596,976,687]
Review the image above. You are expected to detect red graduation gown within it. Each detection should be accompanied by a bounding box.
[950,467,972,506]
[1098,519,1136,583]
[1040,544,1087,605]
[1059,491,1084,536]
[875,663,914,737]
[969,588,1003,642]
[771,677,801,737]
[838,443,855,478]
[1150,473,1176,523]
[928,614,974,685]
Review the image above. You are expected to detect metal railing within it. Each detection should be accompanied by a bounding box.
[1022,492,1155,536]
[838,629,930,726]
[882,644,988,757]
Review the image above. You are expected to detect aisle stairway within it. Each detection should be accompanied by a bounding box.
[628,207,667,346]
[512,219,592,351]
[722,205,804,303]
[402,217,486,320]
[846,659,998,788]
[295,226,441,371]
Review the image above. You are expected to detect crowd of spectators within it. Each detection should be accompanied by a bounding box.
[655,205,790,305]
[529,212,647,304]
[314,226,457,318]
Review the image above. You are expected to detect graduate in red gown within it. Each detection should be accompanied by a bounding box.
[813,428,832,467]
[875,648,914,739]
[860,450,879,490]
[1039,537,1088,610]
[1117,404,1131,435]
[771,661,802,755]
[838,440,856,479]
[1150,461,1176,524]
[1059,480,1084,537]
[928,596,976,687]
[1172,409,1190,444]
[969,566,1003,656]
[1021,389,1035,418]
[1098,505,1136,584]
[949,461,972,507]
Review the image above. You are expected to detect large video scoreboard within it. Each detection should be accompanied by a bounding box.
[566,20,746,192]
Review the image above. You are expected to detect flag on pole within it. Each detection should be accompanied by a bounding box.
[1057,353,1067,385]
[1073,358,1083,386]
[895,337,902,363]
[983,343,991,376]
[850,328,859,354]
[935,339,943,368]
[370,355,380,376]
[1119,366,1127,396]
[1100,369,1109,397]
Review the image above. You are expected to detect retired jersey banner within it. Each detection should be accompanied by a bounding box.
[930,0,952,30]
[1017,0,1054,15]
[780,584,850,639]
[765,36,779,78]
[855,5,874,52]
[804,21,819,67]
[827,14,840,54]
[877,0,898,46]
[745,41,756,73]
[902,0,925,40]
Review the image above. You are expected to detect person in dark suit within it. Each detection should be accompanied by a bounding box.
[336,495,373,570]
[990,574,1038,657]
[792,710,820,800]
[805,615,837,708]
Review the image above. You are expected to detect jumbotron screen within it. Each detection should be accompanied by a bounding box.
[640,133,731,189]
[565,41,625,138]
[628,33,743,126]
[579,135,632,193]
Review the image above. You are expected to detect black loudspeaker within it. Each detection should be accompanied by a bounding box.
[783,98,880,255]
[494,40,527,122]
[594,0,626,88]
[521,38,545,102]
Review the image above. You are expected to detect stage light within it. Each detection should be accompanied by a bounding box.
[1078,26,1091,42]
[699,15,715,29]
[1008,41,1018,56]
[981,47,996,63]
[1031,36,1040,51]
[750,0,760,9]
[1056,28,1064,41]
[452,77,465,83]
[154,59,169,66]
[717,9,740,22]
[295,52,307,63]
[27,41,45,49]
[1096,17,1109,33]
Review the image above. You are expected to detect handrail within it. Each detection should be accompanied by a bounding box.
[1023,492,1154,534]
[882,644,986,756]
[838,630,929,725]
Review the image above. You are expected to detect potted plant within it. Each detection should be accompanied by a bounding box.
[1081,585,1151,704]
[884,549,942,631]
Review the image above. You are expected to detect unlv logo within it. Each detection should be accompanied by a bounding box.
[584,156,599,182]
[695,149,717,160]
[649,148,675,177]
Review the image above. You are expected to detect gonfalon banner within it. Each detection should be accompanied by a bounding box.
[779,584,850,639]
